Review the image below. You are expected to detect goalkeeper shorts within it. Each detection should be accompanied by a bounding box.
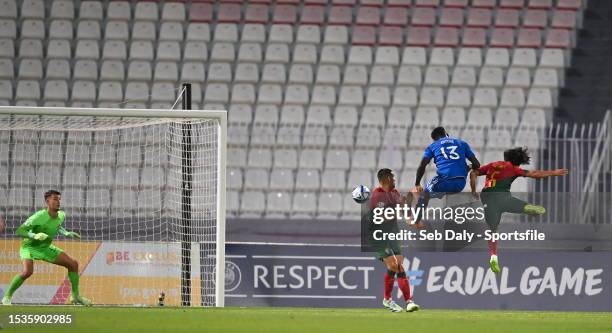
[20,244,64,263]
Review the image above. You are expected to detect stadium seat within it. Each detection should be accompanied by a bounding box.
[512,48,538,67]
[506,67,532,87]
[524,10,548,29]
[269,169,295,191]
[240,191,265,218]
[434,27,460,47]
[210,42,236,62]
[451,67,477,86]
[419,87,445,107]
[0,19,16,39]
[343,65,367,85]
[8,187,34,215]
[15,80,40,101]
[479,67,504,87]
[527,88,554,109]
[297,25,321,44]
[517,29,543,48]
[347,169,373,190]
[244,169,270,190]
[184,42,208,61]
[462,28,487,47]
[550,10,576,30]
[295,169,320,190]
[397,66,423,86]
[387,107,413,128]
[329,6,352,25]
[402,47,427,66]
[486,129,513,149]
[18,59,43,80]
[494,107,521,128]
[329,127,355,148]
[370,66,394,85]
[355,127,381,149]
[273,148,299,169]
[393,86,419,107]
[533,68,559,88]
[384,7,408,26]
[520,108,547,129]
[291,192,318,219]
[557,0,582,11]
[317,192,343,219]
[269,25,293,43]
[382,127,408,148]
[528,0,553,9]
[324,25,349,44]
[467,8,492,27]
[406,27,432,46]
[301,6,325,25]
[265,191,292,218]
[473,87,498,107]
[430,47,455,66]
[413,107,440,128]
[446,87,472,107]
[500,88,526,108]
[495,9,520,28]
[425,66,450,86]
[546,29,572,48]
[43,80,68,101]
[103,41,127,60]
[440,8,464,27]
[461,128,486,149]
[50,20,73,39]
[339,86,364,106]
[490,28,515,48]
[377,147,404,171]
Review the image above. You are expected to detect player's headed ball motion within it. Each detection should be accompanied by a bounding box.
[352,185,371,204]
[1,190,91,306]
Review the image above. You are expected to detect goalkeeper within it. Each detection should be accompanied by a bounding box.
[2,190,91,306]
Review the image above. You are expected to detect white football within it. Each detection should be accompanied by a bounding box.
[352,185,371,204]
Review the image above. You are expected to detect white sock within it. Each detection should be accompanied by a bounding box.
[490,254,498,261]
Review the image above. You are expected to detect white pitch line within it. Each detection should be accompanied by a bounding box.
[251,255,374,260]
[252,295,376,299]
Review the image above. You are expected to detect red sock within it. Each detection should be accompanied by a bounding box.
[488,240,498,256]
[396,272,412,301]
[383,272,395,300]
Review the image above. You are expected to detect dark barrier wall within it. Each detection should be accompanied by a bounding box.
[222,243,610,311]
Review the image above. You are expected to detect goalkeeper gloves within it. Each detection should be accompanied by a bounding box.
[64,231,80,239]
[28,232,49,241]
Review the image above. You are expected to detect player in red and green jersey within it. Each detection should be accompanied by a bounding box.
[2,190,91,306]
[469,147,568,273]
[369,169,420,313]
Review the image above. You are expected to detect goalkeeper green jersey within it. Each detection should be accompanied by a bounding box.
[16,209,65,248]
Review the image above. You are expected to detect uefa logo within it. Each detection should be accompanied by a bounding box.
[224,261,241,292]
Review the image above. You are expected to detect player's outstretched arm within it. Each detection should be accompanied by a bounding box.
[15,223,48,241]
[469,169,482,197]
[525,168,569,179]
[468,155,481,170]
[414,157,431,190]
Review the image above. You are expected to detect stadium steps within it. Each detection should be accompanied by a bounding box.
[557,0,612,123]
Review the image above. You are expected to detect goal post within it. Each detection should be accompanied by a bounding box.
[0,105,226,307]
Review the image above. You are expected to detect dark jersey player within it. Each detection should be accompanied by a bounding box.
[412,127,481,225]
[470,147,568,273]
[369,168,420,313]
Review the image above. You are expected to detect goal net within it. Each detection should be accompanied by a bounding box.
[0,106,226,307]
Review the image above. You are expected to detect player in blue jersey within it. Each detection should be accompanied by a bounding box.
[411,127,481,226]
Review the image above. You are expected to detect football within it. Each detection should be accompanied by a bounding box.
[351,185,371,204]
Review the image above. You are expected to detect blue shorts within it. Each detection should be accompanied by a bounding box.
[424,176,466,199]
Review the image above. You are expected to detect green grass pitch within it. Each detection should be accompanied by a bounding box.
[1,306,611,333]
